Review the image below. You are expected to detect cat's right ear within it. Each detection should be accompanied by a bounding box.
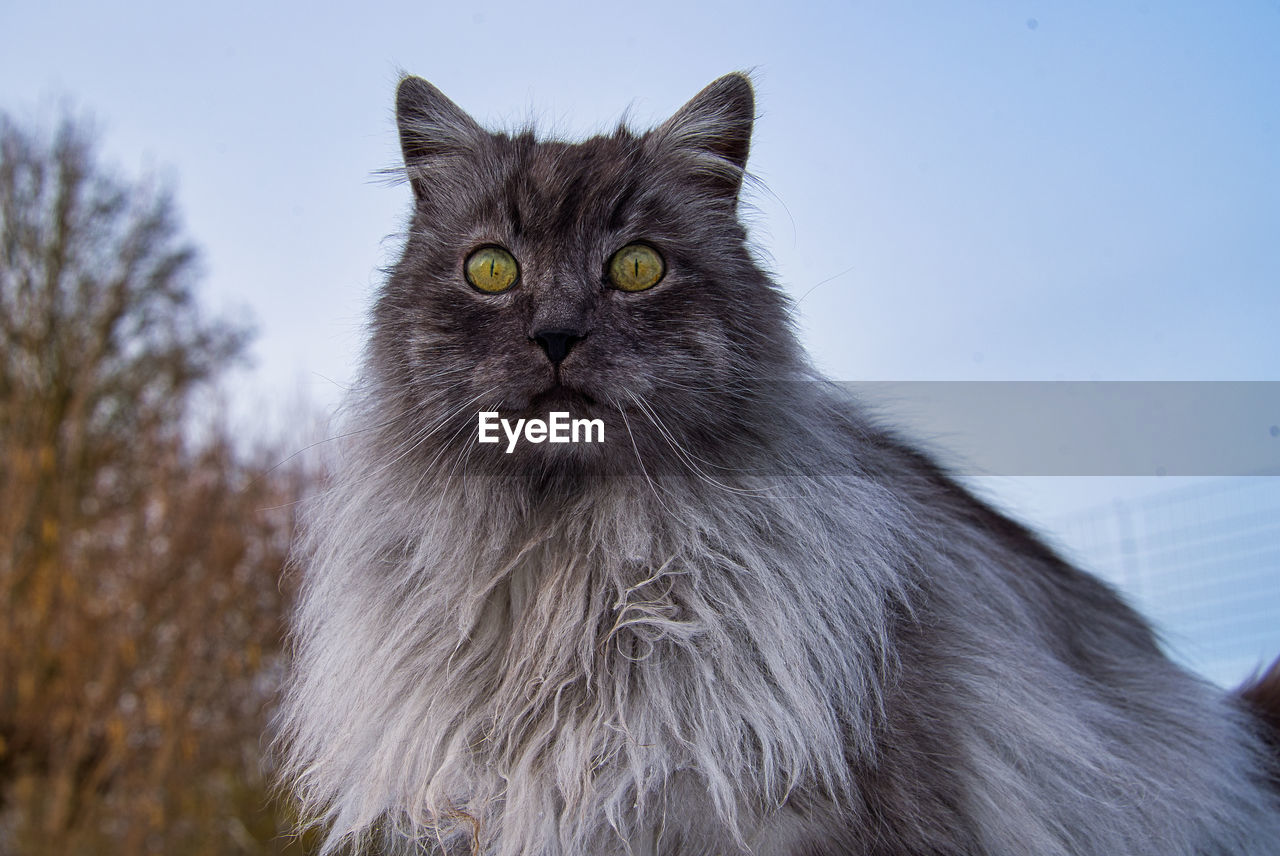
[395,76,484,200]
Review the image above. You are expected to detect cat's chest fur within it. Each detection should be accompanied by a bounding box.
[287,468,896,854]
[392,481,888,844]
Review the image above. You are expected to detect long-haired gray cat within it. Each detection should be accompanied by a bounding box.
[277,74,1280,855]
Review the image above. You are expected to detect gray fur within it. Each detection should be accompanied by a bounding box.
[277,74,1280,855]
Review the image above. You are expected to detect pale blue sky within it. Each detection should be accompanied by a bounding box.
[5,1,1277,396]
[4,0,1278,681]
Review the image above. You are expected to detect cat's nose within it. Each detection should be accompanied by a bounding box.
[532,328,586,366]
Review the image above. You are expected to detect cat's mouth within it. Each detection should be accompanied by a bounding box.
[526,383,598,412]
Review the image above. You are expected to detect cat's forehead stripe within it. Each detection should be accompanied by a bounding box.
[497,136,639,238]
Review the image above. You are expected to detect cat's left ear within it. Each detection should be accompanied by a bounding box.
[652,73,755,203]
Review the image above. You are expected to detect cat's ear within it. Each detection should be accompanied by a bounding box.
[395,76,484,200]
[652,73,755,202]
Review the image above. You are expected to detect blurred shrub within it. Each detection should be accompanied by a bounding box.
[0,112,315,853]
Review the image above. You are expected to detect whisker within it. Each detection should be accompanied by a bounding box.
[630,395,736,472]
[625,390,772,497]
[301,384,494,507]
[614,401,676,518]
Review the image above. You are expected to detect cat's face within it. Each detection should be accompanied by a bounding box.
[369,75,798,479]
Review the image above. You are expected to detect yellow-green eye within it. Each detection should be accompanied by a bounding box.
[608,243,665,292]
[464,246,519,293]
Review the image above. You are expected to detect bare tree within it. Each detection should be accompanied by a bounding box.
[0,112,313,854]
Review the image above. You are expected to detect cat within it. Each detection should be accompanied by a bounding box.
[276,73,1280,855]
